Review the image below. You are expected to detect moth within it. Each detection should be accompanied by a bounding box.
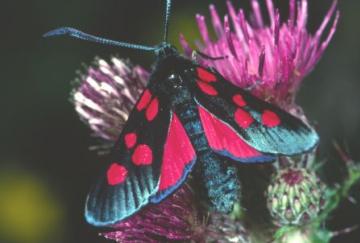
[45,0,319,227]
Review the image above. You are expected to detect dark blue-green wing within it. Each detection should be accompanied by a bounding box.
[85,87,171,226]
[191,66,319,156]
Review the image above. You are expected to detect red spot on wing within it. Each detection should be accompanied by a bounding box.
[159,113,196,190]
[234,108,254,129]
[232,94,247,107]
[132,144,153,165]
[197,67,217,82]
[262,110,281,127]
[107,163,128,186]
[136,89,152,111]
[124,133,137,149]
[146,97,159,121]
[198,106,263,160]
[197,81,218,96]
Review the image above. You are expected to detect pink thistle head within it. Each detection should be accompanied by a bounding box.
[101,185,202,242]
[72,57,149,141]
[181,0,339,109]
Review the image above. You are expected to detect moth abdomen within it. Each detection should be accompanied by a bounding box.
[197,151,240,213]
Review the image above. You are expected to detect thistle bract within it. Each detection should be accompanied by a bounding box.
[267,168,325,226]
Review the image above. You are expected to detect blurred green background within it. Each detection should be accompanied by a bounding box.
[1,0,359,242]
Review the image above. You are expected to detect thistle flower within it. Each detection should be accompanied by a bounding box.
[101,185,202,243]
[266,164,325,226]
[73,57,148,141]
[181,0,339,109]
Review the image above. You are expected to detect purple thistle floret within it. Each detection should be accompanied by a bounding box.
[101,185,201,243]
[73,57,149,141]
[181,0,339,108]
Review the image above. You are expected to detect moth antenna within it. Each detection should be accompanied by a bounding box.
[44,1,175,52]
[163,0,172,43]
[43,27,157,52]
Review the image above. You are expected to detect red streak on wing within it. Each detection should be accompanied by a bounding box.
[159,113,195,190]
[132,144,153,165]
[262,110,281,127]
[145,97,159,121]
[197,81,218,96]
[198,106,263,160]
[107,163,128,186]
[136,89,152,111]
[197,67,217,82]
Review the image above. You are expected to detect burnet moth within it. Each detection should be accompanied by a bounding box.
[44,0,319,226]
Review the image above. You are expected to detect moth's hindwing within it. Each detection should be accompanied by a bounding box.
[150,111,196,203]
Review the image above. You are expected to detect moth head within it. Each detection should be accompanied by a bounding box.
[155,43,178,60]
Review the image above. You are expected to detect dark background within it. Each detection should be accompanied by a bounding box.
[1,0,359,242]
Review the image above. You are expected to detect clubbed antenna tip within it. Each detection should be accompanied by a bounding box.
[43,27,74,38]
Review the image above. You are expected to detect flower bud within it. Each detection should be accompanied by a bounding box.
[267,168,325,226]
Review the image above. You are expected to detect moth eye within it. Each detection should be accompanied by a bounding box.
[169,74,176,79]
